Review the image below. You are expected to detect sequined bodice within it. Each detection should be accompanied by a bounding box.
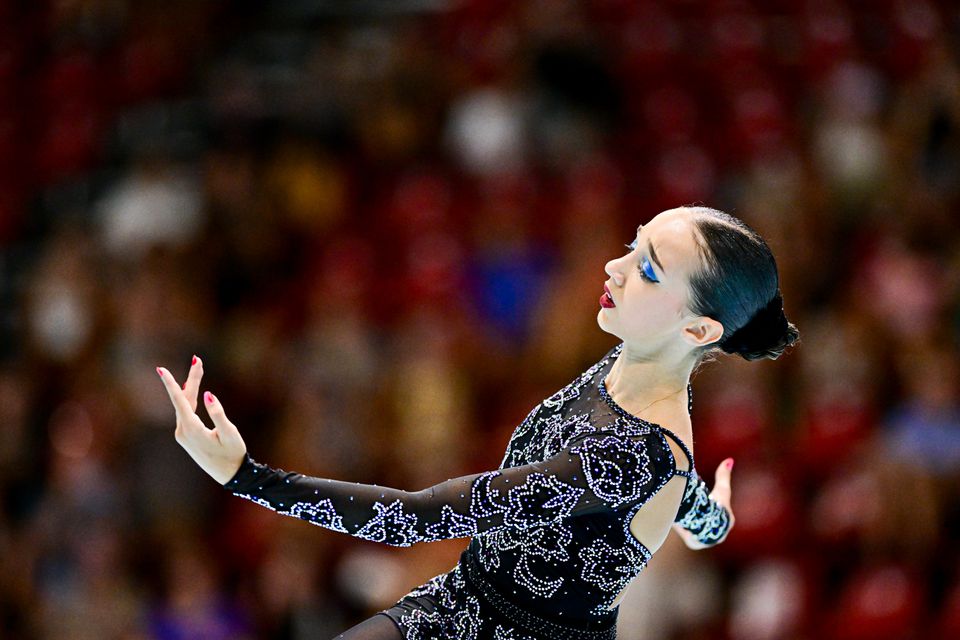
[465,342,697,620]
[222,342,732,626]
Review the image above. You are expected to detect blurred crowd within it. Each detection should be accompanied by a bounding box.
[1,0,960,638]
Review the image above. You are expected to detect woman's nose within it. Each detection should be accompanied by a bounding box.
[605,260,622,286]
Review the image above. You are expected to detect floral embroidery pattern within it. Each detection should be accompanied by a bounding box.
[571,435,656,509]
[674,468,732,544]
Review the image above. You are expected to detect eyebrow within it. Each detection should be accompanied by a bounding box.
[637,224,665,275]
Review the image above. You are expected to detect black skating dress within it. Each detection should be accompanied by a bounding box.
[222,342,732,639]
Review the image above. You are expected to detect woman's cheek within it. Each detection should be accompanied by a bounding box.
[645,298,678,328]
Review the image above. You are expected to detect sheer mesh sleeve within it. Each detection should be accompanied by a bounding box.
[222,431,677,547]
[673,467,732,545]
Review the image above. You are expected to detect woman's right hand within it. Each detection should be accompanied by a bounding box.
[156,356,248,486]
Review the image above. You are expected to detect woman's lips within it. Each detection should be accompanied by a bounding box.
[600,287,616,308]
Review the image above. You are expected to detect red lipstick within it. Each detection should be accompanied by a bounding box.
[600,284,616,308]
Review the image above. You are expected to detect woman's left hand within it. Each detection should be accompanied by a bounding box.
[672,458,736,549]
[708,457,735,543]
[156,356,247,485]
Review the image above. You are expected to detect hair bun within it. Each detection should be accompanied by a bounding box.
[720,291,798,361]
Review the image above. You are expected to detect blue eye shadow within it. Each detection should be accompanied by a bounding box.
[642,258,659,282]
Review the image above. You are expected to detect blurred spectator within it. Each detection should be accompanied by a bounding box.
[880,342,960,477]
[94,154,203,263]
[146,541,254,640]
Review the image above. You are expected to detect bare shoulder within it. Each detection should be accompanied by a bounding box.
[642,408,693,473]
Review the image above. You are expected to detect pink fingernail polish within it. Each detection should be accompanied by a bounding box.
[156,367,163,377]
[727,459,735,469]
[204,391,214,404]
[192,355,197,366]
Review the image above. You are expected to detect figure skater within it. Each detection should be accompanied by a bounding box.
[156,205,800,639]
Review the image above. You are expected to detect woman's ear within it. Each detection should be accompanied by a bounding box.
[683,316,724,349]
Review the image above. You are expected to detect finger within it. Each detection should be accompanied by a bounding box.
[202,390,241,442]
[184,355,204,412]
[712,458,733,504]
[157,366,195,420]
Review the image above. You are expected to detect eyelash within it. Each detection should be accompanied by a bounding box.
[624,240,658,283]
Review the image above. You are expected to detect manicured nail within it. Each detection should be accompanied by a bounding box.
[204,391,215,404]
[156,367,163,377]
[727,459,735,469]
[192,355,197,366]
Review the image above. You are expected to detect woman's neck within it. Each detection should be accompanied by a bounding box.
[604,347,693,418]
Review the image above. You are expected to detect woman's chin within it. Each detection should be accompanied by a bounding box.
[596,313,617,335]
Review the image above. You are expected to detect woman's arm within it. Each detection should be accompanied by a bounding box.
[672,461,735,548]
[221,430,680,547]
[158,357,683,547]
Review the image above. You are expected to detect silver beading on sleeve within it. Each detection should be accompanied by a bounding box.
[673,468,732,545]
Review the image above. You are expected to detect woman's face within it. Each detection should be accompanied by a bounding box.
[598,208,716,352]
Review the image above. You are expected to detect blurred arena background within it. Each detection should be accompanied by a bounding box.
[1,0,959,638]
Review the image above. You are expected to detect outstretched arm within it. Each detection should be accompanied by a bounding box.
[220,427,681,547]
[672,460,735,548]
[157,356,681,547]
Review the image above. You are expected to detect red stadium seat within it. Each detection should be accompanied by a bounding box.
[717,463,803,559]
[933,576,960,638]
[824,563,928,640]
[792,396,877,482]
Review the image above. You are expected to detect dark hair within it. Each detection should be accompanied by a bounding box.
[684,206,800,362]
